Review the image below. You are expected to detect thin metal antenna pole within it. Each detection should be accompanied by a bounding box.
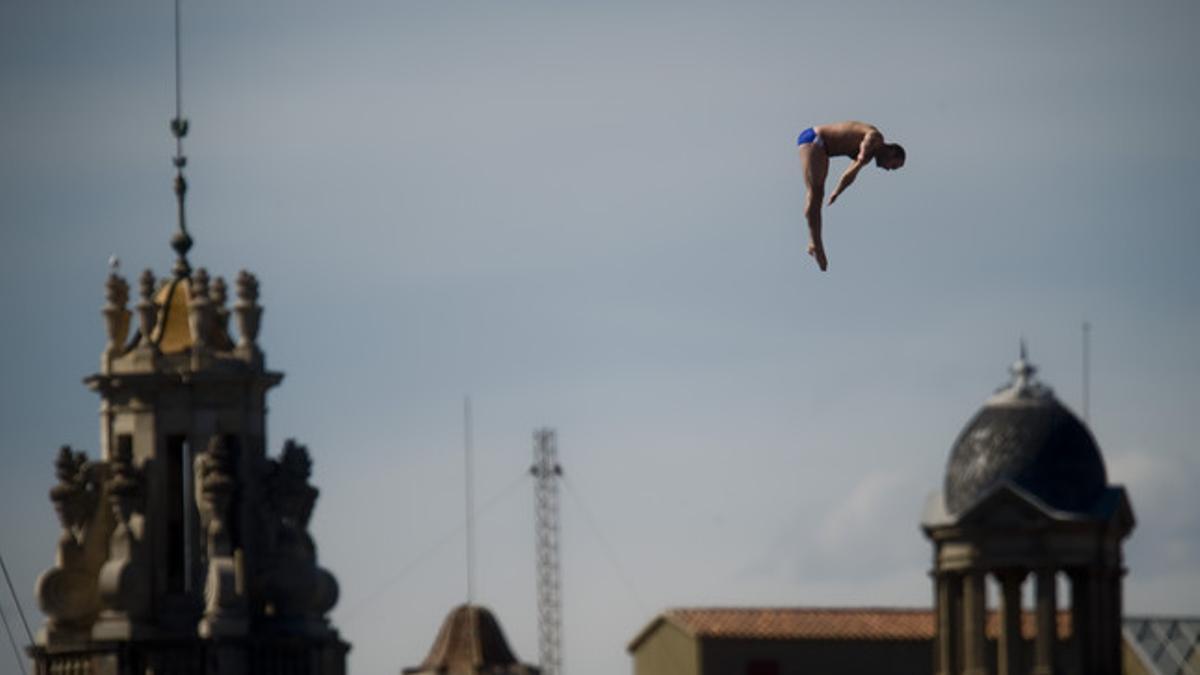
[1083,321,1091,423]
[0,554,33,646]
[174,0,182,128]
[464,396,476,605]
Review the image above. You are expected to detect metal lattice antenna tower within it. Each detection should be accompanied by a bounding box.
[530,429,563,675]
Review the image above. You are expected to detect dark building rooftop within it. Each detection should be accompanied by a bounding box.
[628,607,1074,651]
[403,604,539,675]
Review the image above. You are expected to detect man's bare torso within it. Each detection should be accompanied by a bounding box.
[813,121,882,159]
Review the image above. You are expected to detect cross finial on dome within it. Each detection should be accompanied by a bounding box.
[1012,338,1036,384]
[993,339,1051,401]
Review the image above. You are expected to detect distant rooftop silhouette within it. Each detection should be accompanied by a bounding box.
[628,607,1073,651]
[403,604,539,675]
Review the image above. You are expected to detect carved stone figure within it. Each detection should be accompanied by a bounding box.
[196,435,248,637]
[95,437,152,636]
[34,447,112,641]
[259,439,338,630]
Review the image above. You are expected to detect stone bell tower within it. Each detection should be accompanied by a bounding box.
[29,30,347,670]
[31,235,348,675]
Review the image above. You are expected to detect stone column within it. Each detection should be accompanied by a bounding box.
[1033,568,1057,675]
[1070,567,1101,674]
[997,569,1024,675]
[1100,565,1124,675]
[935,571,961,675]
[962,570,989,675]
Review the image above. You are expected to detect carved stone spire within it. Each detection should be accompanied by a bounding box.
[170,116,192,278]
[168,0,192,279]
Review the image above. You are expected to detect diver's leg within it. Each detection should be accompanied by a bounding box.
[800,143,829,271]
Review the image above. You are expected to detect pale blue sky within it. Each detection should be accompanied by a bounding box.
[2,2,1199,674]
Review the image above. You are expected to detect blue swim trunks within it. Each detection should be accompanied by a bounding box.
[797,127,822,147]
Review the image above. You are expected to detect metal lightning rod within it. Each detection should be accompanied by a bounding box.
[464,396,476,605]
[1083,321,1091,423]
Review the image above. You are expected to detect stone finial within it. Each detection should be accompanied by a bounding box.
[210,275,227,306]
[188,268,212,365]
[211,276,231,342]
[136,269,158,349]
[105,271,128,307]
[234,270,262,360]
[102,273,132,367]
[191,268,209,295]
[236,269,258,304]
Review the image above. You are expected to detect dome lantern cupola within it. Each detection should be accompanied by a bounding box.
[922,346,1134,675]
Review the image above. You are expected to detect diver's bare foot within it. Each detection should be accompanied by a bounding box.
[807,242,828,271]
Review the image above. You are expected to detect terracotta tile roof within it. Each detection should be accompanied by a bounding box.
[667,607,933,641]
[629,607,1072,651]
